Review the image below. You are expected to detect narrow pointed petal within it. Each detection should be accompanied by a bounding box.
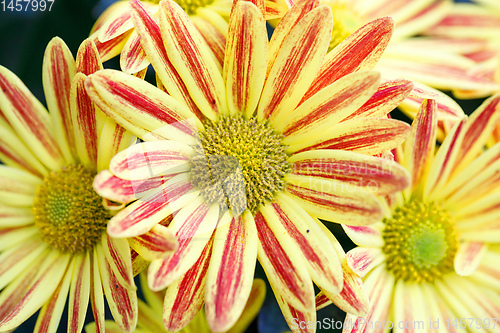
[205,211,258,332]
[68,253,91,333]
[303,17,394,102]
[163,238,213,332]
[224,1,268,118]
[109,140,193,181]
[102,235,136,290]
[342,224,384,248]
[96,243,137,333]
[159,0,227,117]
[289,150,410,196]
[343,79,414,121]
[129,224,178,261]
[191,9,228,69]
[129,0,205,121]
[257,5,332,122]
[107,173,197,238]
[454,242,488,277]
[75,38,103,76]
[284,174,384,226]
[227,279,267,333]
[274,291,316,333]
[42,37,76,163]
[70,73,104,168]
[277,71,380,143]
[96,118,135,173]
[346,247,385,278]
[120,31,150,74]
[0,66,62,170]
[287,118,410,156]
[254,211,315,313]
[33,259,73,333]
[262,193,343,295]
[148,200,219,291]
[403,99,437,194]
[93,170,172,204]
[90,251,105,333]
[0,252,70,331]
[87,69,202,143]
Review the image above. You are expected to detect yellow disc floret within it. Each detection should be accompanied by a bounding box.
[33,165,109,254]
[189,115,290,216]
[382,200,458,283]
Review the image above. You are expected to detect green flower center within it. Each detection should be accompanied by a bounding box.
[33,165,109,254]
[382,200,458,283]
[189,115,290,216]
[171,0,215,15]
[324,1,363,51]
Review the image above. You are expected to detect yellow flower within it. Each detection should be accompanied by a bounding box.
[0,38,176,332]
[343,96,500,332]
[86,0,413,331]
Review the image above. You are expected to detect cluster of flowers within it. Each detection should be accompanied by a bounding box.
[0,0,499,332]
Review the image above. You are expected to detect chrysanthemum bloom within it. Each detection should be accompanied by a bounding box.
[85,276,266,333]
[343,97,500,333]
[87,0,413,330]
[0,38,177,333]
[89,0,288,73]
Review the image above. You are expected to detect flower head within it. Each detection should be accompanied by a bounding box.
[87,0,413,331]
[0,37,176,332]
[343,97,500,332]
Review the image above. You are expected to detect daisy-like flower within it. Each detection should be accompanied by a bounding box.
[89,0,288,73]
[85,275,266,333]
[0,37,177,333]
[86,0,413,331]
[343,97,500,333]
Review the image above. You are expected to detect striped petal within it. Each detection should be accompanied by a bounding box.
[75,38,103,76]
[106,173,197,238]
[70,73,105,168]
[284,174,384,226]
[102,235,136,290]
[392,280,428,333]
[91,31,129,63]
[224,1,268,118]
[303,17,394,102]
[277,71,380,143]
[454,241,488,277]
[96,117,136,173]
[0,65,62,170]
[86,69,202,144]
[129,224,178,261]
[159,0,227,118]
[129,0,204,121]
[109,140,192,181]
[289,149,410,196]
[0,207,33,228]
[42,37,76,163]
[257,5,332,122]
[262,193,343,295]
[33,258,73,333]
[68,253,91,333]
[191,9,228,69]
[96,243,137,333]
[97,4,134,43]
[403,99,437,195]
[0,252,70,331]
[342,223,384,248]
[90,251,105,333]
[120,31,150,74]
[162,239,212,332]
[275,291,316,333]
[148,199,219,291]
[346,247,385,278]
[254,211,315,313]
[287,118,410,156]
[205,211,258,332]
[227,279,267,333]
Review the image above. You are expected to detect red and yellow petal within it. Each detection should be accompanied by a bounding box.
[96,117,136,173]
[68,253,91,333]
[101,235,136,290]
[129,224,178,261]
[120,31,150,74]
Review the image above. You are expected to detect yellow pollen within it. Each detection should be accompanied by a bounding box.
[189,115,291,216]
[33,165,109,254]
[382,200,458,283]
[171,0,215,15]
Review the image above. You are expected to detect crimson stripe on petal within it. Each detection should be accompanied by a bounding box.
[76,39,103,76]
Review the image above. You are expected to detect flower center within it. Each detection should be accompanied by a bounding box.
[322,0,363,51]
[33,165,109,254]
[382,200,458,283]
[189,115,290,216]
[172,0,215,15]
